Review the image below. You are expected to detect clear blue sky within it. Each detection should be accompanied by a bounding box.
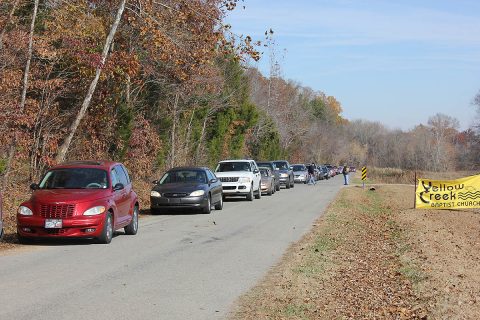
[226,0,480,130]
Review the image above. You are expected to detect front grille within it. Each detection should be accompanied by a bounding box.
[40,204,75,218]
[219,177,239,183]
[44,229,66,235]
[163,193,188,198]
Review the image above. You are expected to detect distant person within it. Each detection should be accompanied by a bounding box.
[342,164,349,185]
[307,163,316,185]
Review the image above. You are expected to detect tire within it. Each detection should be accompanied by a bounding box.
[151,208,164,215]
[286,182,291,189]
[267,185,273,196]
[17,234,34,244]
[255,185,261,199]
[203,195,212,214]
[98,212,113,244]
[276,183,280,191]
[214,194,223,210]
[291,179,295,188]
[124,206,139,235]
[246,185,254,201]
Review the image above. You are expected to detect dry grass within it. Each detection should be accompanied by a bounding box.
[354,167,478,185]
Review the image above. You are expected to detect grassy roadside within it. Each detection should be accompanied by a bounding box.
[230,186,427,319]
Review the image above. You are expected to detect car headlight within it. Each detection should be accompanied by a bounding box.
[18,206,33,216]
[238,177,251,183]
[83,206,106,216]
[150,191,161,197]
[190,190,205,197]
[280,173,288,178]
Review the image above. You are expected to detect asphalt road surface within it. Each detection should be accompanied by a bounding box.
[0,178,343,320]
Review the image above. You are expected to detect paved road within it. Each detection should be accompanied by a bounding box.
[0,178,343,320]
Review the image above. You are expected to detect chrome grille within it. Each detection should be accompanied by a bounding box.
[163,193,188,198]
[40,204,75,218]
[219,177,239,183]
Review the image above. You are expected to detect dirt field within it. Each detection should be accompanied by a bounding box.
[230,185,480,319]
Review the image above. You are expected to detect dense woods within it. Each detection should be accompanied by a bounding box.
[1,0,479,220]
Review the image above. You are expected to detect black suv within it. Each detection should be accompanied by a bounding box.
[273,160,295,189]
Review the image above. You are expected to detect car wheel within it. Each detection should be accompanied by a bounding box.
[98,212,113,244]
[214,194,223,210]
[268,185,273,196]
[17,234,34,244]
[286,181,291,189]
[255,185,261,199]
[124,205,139,235]
[276,183,280,191]
[151,208,163,215]
[246,185,254,201]
[291,179,295,188]
[203,195,212,214]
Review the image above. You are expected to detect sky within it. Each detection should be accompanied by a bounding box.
[225,0,480,131]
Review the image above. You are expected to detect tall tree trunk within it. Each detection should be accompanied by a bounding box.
[55,0,127,163]
[169,92,179,168]
[0,0,19,51]
[195,113,209,165]
[2,0,38,189]
[182,108,195,165]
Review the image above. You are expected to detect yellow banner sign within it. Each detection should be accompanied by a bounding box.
[416,174,480,209]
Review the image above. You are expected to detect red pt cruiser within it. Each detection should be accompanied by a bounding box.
[17,161,139,244]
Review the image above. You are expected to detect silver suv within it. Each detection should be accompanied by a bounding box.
[214,160,262,201]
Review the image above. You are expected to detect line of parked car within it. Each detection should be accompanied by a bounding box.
[4,159,347,245]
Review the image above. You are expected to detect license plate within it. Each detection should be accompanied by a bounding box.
[45,219,62,229]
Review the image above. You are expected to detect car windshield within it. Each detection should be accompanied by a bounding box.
[273,161,288,170]
[159,170,207,184]
[39,168,108,189]
[215,162,251,172]
[260,168,270,177]
[257,162,274,170]
[293,165,306,171]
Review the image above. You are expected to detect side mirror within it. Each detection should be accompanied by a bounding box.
[209,178,217,184]
[113,183,124,191]
[152,180,159,184]
[30,183,39,190]
[289,166,293,170]
[253,169,259,174]
[275,168,279,171]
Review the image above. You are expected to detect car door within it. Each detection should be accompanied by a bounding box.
[207,169,221,204]
[251,161,261,191]
[111,166,130,226]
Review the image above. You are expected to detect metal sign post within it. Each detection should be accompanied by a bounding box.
[361,166,367,189]
[414,171,417,209]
